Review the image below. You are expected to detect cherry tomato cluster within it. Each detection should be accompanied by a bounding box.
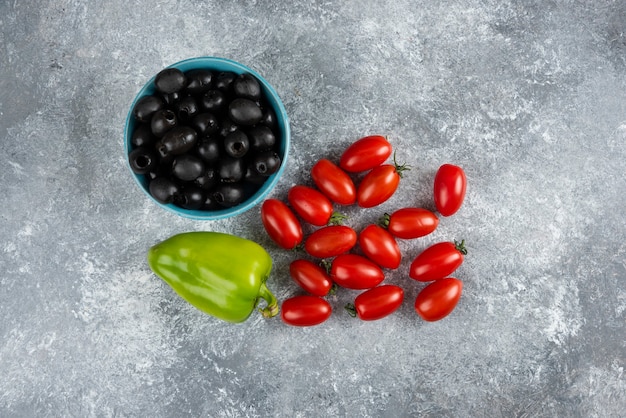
[260,135,468,326]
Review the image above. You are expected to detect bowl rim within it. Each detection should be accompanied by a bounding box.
[124,56,290,220]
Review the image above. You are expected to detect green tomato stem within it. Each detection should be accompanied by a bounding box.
[377,213,391,228]
[392,151,411,178]
[328,212,348,226]
[321,259,332,274]
[455,239,468,255]
[344,303,357,318]
[328,283,339,296]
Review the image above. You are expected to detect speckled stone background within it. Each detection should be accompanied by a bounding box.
[1,1,625,417]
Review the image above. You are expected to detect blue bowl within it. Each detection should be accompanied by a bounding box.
[124,57,290,220]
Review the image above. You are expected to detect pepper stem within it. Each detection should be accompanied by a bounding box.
[258,282,280,318]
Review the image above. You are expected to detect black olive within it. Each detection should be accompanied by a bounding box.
[228,98,263,126]
[261,107,277,129]
[154,68,187,94]
[194,167,219,190]
[252,151,281,176]
[162,91,181,106]
[213,182,246,207]
[148,155,172,179]
[185,69,213,96]
[149,177,180,204]
[220,118,240,137]
[233,73,262,100]
[244,163,268,185]
[223,130,249,158]
[131,123,156,147]
[196,137,221,164]
[202,193,220,210]
[171,154,205,181]
[175,95,199,123]
[175,186,205,210]
[133,95,164,123]
[218,156,245,182]
[128,146,158,175]
[191,113,219,136]
[215,71,237,92]
[151,109,177,137]
[247,125,276,151]
[201,89,227,113]
[156,126,198,157]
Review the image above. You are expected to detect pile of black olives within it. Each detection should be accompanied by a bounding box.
[128,67,283,210]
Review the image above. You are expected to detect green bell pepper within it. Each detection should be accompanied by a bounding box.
[147,231,279,323]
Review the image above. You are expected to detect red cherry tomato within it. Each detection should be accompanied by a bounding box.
[434,164,467,217]
[339,135,393,173]
[358,224,401,269]
[281,295,332,326]
[330,254,385,289]
[311,159,356,205]
[260,199,303,249]
[381,208,439,239]
[415,278,463,321]
[304,225,357,259]
[409,240,467,282]
[287,185,335,226]
[348,285,404,321]
[356,156,409,208]
[287,185,345,226]
[289,259,333,296]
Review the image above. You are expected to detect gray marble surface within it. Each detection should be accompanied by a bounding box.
[1,1,625,417]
